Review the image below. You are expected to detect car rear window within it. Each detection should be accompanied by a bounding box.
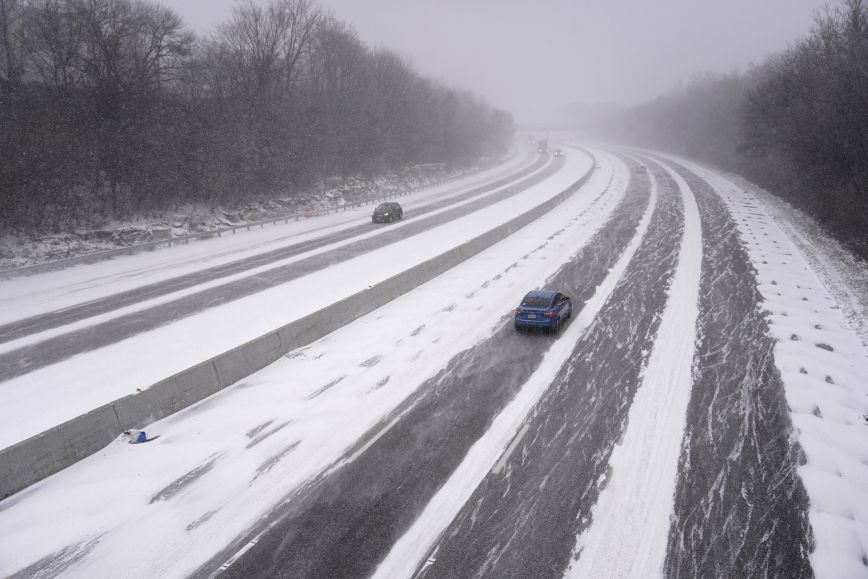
[521,296,551,308]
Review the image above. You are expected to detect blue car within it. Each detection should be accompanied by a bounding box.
[514,290,572,332]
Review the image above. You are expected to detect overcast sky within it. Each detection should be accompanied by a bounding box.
[169,0,830,125]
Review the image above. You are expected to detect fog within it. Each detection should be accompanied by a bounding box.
[170,0,828,125]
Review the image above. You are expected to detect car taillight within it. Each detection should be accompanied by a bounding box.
[544,311,554,318]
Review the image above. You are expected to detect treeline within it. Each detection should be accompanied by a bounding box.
[0,0,514,233]
[570,0,868,257]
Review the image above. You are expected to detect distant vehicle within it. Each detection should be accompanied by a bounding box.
[372,201,403,223]
[537,139,548,154]
[514,290,572,333]
[554,149,565,157]
[637,165,647,173]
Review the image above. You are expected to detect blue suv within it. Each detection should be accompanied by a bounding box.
[514,290,572,332]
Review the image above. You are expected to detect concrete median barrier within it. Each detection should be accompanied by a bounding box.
[0,405,119,499]
[214,332,284,388]
[0,151,594,500]
[113,360,223,429]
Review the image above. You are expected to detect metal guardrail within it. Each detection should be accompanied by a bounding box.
[0,148,520,281]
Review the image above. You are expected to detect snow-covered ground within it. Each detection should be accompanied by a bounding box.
[1,145,866,579]
[0,148,623,577]
[0,144,535,327]
[0,146,564,450]
[678,156,868,579]
[0,154,520,272]
[374,155,656,579]
[564,158,702,578]
[713,169,868,348]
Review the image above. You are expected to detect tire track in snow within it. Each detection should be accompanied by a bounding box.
[396,158,682,579]
[202,154,646,579]
[662,160,812,578]
[562,156,702,578]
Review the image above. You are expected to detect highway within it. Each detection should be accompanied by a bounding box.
[0,145,865,579]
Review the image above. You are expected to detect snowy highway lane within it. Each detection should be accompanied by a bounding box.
[670,156,868,579]
[402,156,679,579]
[0,154,555,380]
[210,155,647,579]
[0,148,621,577]
[1,147,867,579]
[663,160,812,578]
[0,146,537,328]
[0,148,588,450]
[0,151,544,347]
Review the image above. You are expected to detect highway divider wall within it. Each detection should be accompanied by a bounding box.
[0,152,594,500]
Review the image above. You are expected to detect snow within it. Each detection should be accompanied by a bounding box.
[2,144,865,578]
[0,146,622,578]
[0,157,509,272]
[564,157,702,578]
[674,156,868,579]
[691,168,868,349]
[372,153,655,579]
[0,148,573,450]
[0,151,540,355]
[0,147,535,328]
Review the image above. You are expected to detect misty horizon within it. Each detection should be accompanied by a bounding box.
[170,0,829,125]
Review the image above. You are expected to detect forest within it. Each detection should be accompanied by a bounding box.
[0,0,514,233]
[569,0,868,258]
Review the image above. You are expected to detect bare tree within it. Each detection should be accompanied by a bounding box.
[280,0,318,92]
[1,0,513,234]
[20,0,84,90]
[0,0,24,86]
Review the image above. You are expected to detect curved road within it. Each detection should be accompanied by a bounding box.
[0,149,847,579]
[198,153,815,579]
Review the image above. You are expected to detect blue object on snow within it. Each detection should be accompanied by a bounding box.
[123,429,148,444]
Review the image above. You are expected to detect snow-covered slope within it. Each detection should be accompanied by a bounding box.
[679,157,868,579]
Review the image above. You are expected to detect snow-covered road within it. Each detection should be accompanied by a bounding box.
[0,145,866,579]
[0,146,577,449]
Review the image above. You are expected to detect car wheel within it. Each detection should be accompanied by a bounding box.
[566,302,572,319]
[552,318,560,334]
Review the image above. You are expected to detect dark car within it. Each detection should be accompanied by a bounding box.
[372,201,403,223]
[514,290,572,332]
[553,149,565,157]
